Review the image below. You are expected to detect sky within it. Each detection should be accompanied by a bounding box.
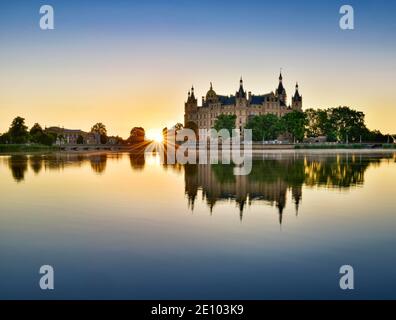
[0,0,395,138]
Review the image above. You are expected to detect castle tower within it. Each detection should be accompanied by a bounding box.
[292,82,302,111]
[236,77,246,99]
[275,72,287,106]
[184,86,198,126]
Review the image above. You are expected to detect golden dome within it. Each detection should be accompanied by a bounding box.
[206,82,218,101]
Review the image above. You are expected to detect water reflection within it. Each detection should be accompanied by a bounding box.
[184,153,393,223]
[129,152,145,170]
[8,155,28,182]
[90,154,107,174]
[2,152,395,224]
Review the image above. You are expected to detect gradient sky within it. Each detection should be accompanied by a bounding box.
[0,0,395,138]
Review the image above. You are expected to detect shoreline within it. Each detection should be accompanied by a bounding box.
[0,148,395,156]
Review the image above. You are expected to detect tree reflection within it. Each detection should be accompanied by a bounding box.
[29,155,43,174]
[89,154,107,174]
[8,155,28,182]
[184,153,390,224]
[129,152,145,170]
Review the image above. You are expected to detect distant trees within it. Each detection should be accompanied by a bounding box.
[0,132,10,144]
[246,111,306,142]
[304,107,387,143]
[28,123,55,145]
[8,117,29,144]
[29,123,43,137]
[241,106,392,143]
[77,135,84,144]
[91,122,108,144]
[0,118,56,146]
[245,114,283,141]
[129,127,145,144]
[213,114,236,134]
[282,111,307,143]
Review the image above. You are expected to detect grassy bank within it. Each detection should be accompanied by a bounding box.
[383,144,396,149]
[295,143,396,149]
[0,144,60,153]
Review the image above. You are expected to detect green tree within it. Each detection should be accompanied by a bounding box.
[38,132,56,146]
[0,132,11,144]
[8,117,29,144]
[213,114,236,134]
[29,123,44,143]
[30,123,43,136]
[282,111,307,143]
[245,114,283,141]
[329,107,366,142]
[305,108,337,141]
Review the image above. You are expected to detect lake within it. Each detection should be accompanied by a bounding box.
[0,150,396,299]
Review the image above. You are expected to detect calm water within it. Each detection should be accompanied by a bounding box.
[0,151,396,299]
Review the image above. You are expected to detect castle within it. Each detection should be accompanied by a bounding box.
[184,72,302,131]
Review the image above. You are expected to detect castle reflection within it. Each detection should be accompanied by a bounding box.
[183,153,392,223]
[2,152,395,225]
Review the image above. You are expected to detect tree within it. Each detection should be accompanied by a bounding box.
[30,123,43,136]
[213,114,236,134]
[304,108,337,141]
[77,135,84,144]
[282,111,307,143]
[129,127,145,144]
[8,116,29,144]
[329,106,366,143]
[0,132,10,144]
[38,132,56,146]
[245,114,283,141]
[91,123,107,144]
[29,123,44,144]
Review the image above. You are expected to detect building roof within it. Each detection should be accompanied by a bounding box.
[250,93,273,105]
[218,95,236,105]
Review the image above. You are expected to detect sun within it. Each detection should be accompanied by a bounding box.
[146,129,163,143]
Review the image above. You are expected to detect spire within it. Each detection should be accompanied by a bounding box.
[293,82,301,99]
[190,85,195,99]
[237,76,246,98]
[210,82,213,90]
[276,71,285,97]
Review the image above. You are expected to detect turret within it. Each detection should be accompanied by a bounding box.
[184,85,198,126]
[236,77,246,99]
[292,82,302,111]
[275,71,287,106]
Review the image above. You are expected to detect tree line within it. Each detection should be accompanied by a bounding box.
[214,106,393,143]
[0,117,147,146]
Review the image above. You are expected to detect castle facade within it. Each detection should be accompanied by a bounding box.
[184,73,302,131]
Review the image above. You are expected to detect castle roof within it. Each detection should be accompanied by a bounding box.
[250,93,273,104]
[218,95,236,105]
